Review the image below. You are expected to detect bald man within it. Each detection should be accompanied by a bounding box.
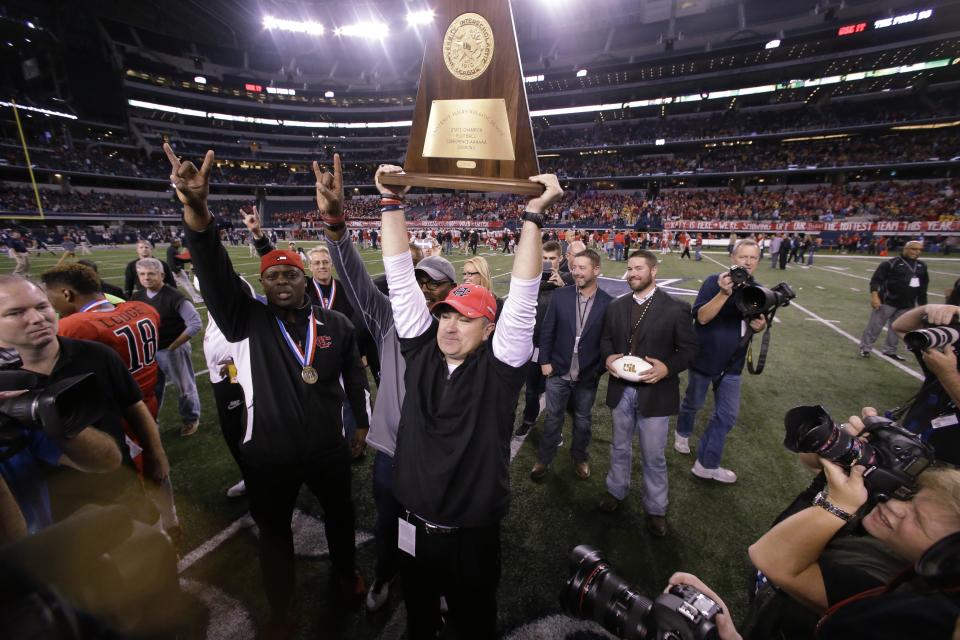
[859,240,929,360]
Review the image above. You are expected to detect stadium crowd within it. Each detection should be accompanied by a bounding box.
[1,140,958,640]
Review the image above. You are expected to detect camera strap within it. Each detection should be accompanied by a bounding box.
[745,308,781,375]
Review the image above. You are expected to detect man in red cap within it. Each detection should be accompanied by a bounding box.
[163,144,369,638]
[377,162,563,639]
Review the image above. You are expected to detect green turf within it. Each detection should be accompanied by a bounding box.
[7,244,959,638]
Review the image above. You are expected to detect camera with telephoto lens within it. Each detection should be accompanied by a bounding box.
[783,405,934,501]
[735,282,796,318]
[0,347,103,460]
[561,545,722,640]
[904,322,960,352]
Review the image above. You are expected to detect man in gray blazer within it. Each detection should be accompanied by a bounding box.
[598,249,698,536]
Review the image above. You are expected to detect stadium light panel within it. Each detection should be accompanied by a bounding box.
[26,21,35,29]
[765,39,781,49]
[655,139,666,146]
[576,69,588,77]
[524,74,545,83]
[324,90,335,98]
[263,15,325,35]
[194,76,207,84]
[406,9,436,26]
[0,100,77,120]
[335,22,388,38]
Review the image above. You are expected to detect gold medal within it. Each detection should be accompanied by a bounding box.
[301,366,318,384]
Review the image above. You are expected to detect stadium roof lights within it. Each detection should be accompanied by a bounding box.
[406,9,436,26]
[263,15,325,35]
[126,57,953,131]
[0,100,77,120]
[334,22,388,38]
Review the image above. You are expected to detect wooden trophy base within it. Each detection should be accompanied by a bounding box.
[379,172,544,196]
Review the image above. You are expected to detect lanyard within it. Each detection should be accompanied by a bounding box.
[313,279,336,309]
[275,308,317,370]
[898,258,919,276]
[575,290,593,338]
[79,299,113,313]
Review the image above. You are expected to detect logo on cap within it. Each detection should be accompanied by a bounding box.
[452,286,471,297]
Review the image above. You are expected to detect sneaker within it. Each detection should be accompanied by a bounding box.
[674,435,690,455]
[366,578,390,612]
[884,353,907,361]
[691,459,737,483]
[180,420,199,437]
[530,463,548,481]
[515,421,534,437]
[226,479,246,498]
[859,349,871,358]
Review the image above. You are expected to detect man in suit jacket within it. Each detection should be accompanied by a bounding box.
[531,249,612,481]
[598,249,698,536]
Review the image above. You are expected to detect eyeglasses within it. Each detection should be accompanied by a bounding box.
[417,278,449,291]
[463,270,480,277]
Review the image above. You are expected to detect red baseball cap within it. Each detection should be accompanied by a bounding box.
[260,250,304,274]
[432,284,497,322]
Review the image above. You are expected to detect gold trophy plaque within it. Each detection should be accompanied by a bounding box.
[380,0,542,195]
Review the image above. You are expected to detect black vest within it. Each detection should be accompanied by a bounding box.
[134,285,186,349]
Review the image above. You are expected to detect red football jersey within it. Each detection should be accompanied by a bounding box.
[58,300,162,418]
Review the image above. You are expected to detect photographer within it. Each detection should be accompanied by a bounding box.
[890,303,960,464]
[675,239,767,483]
[748,451,960,618]
[0,276,135,534]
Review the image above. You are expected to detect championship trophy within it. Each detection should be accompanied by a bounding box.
[379,0,543,195]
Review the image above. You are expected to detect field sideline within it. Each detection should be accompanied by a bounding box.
[5,244,959,639]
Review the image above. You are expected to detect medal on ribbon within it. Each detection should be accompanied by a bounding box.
[313,279,336,309]
[276,309,319,384]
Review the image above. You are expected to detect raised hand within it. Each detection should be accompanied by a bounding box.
[242,205,263,239]
[525,174,563,214]
[312,154,344,226]
[163,143,213,212]
[375,164,410,197]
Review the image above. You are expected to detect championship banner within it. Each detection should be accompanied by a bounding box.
[346,220,503,230]
[664,220,960,233]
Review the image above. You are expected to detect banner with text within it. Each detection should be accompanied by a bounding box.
[664,220,960,233]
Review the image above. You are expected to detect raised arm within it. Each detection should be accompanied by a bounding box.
[376,164,431,339]
[493,175,563,367]
[319,154,394,342]
[164,143,254,340]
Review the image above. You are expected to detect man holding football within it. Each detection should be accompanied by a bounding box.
[598,250,698,536]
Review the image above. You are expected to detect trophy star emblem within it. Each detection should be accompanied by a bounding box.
[443,12,495,81]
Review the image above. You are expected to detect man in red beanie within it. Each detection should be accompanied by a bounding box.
[163,144,369,639]
[377,162,563,639]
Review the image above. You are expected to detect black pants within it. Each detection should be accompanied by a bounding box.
[779,248,789,270]
[522,360,545,425]
[372,451,404,584]
[211,380,245,468]
[244,450,356,616]
[401,519,501,640]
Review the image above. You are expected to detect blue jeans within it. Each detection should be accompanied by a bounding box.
[341,389,370,445]
[538,375,598,465]
[676,370,742,469]
[606,387,670,515]
[155,342,200,423]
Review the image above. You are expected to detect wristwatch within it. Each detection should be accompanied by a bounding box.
[813,491,853,522]
[521,210,545,228]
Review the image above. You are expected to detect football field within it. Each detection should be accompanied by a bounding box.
[7,244,959,639]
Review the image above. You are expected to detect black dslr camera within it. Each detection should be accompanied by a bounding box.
[783,405,934,501]
[0,347,103,460]
[735,282,796,318]
[562,545,722,640]
[728,265,750,289]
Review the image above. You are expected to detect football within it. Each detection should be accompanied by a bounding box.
[612,355,653,382]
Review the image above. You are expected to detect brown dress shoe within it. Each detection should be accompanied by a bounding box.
[574,462,591,479]
[529,463,548,480]
[647,514,668,537]
[598,493,621,513]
